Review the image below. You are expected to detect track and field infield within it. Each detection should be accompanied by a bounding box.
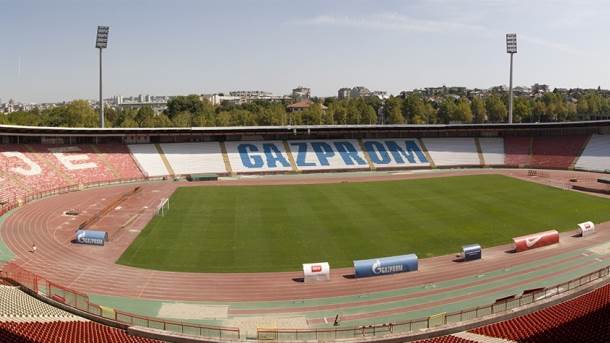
[116,174,610,273]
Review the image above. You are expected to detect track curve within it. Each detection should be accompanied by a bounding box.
[1,169,609,302]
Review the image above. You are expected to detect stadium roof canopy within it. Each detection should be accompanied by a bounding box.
[1,120,610,137]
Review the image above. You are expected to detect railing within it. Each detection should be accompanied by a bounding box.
[257,265,610,341]
[0,263,240,340]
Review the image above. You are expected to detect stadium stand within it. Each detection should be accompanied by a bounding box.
[470,283,610,342]
[287,140,370,171]
[161,142,227,175]
[575,134,610,172]
[362,139,430,169]
[127,144,169,177]
[225,141,293,173]
[0,321,160,343]
[529,136,589,169]
[94,144,146,179]
[421,138,480,166]
[504,136,531,167]
[0,286,78,320]
[414,335,477,343]
[478,138,505,166]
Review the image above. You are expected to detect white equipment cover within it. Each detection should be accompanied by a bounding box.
[302,262,330,283]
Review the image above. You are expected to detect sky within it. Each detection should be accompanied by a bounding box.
[1,0,609,103]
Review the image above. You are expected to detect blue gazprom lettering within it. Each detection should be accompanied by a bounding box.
[290,142,316,167]
[311,142,334,166]
[334,142,367,166]
[238,144,264,168]
[262,143,290,168]
[386,140,428,164]
[364,141,391,164]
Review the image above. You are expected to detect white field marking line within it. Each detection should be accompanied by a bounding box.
[66,266,92,289]
[137,271,155,298]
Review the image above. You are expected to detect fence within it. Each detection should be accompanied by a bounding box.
[0,263,240,340]
[257,265,610,341]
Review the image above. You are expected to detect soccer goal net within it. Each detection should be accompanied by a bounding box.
[155,198,170,217]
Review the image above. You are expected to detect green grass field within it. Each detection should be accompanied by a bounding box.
[117,174,610,272]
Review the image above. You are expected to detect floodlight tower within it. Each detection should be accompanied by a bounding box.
[506,33,517,124]
[96,26,109,128]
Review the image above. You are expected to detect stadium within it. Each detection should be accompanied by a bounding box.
[1,121,610,342]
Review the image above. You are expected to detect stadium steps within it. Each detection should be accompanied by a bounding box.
[474,138,485,166]
[417,138,436,168]
[89,145,121,179]
[470,283,610,342]
[219,141,235,175]
[24,144,73,185]
[569,134,592,170]
[357,138,376,170]
[0,321,162,343]
[452,331,516,343]
[0,286,82,320]
[153,143,175,176]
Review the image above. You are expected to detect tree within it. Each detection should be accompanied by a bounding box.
[437,98,456,124]
[485,95,507,122]
[384,97,404,124]
[471,97,487,123]
[135,106,155,127]
[119,118,138,128]
[165,95,206,118]
[451,98,473,123]
[172,111,192,127]
[512,97,531,123]
[153,114,173,127]
[301,103,323,125]
[215,111,232,126]
[403,94,428,124]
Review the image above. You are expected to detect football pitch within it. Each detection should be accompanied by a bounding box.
[117,174,610,272]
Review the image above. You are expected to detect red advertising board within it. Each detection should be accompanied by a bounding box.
[512,230,559,252]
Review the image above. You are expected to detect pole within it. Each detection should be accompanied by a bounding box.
[99,48,104,128]
[508,52,514,124]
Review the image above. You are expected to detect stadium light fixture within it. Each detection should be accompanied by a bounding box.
[96,26,110,128]
[506,33,517,124]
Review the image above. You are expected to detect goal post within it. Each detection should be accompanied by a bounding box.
[155,198,170,217]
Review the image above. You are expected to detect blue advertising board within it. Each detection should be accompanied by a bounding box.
[353,254,418,278]
[75,230,108,246]
[462,244,481,261]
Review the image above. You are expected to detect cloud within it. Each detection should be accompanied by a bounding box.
[293,12,588,56]
[293,13,486,33]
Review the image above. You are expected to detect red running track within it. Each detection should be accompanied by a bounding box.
[1,169,609,302]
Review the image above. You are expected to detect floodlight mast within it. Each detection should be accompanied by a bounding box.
[506,33,517,124]
[96,26,109,128]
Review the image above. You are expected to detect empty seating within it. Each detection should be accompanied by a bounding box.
[478,138,505,166]
[471,283,610,342]
[161,142,227,175]
[575,134,610,172]
[127,144,169,177]
[0,144,144,194]
[414,335,477,343]
[0,286,78,319]
[0,321,161,343]
[92,144,144,179]
[504,136,531,167]
[530,136,589,169]
[421,138,480,166]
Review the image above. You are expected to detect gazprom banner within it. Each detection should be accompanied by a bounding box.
[353,253,418,278]
[75,230,108,246]
[225,141,293,173]
[362,139,429,168]
[288,140,369,171]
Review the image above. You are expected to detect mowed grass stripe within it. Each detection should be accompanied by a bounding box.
[117,175,610,272]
